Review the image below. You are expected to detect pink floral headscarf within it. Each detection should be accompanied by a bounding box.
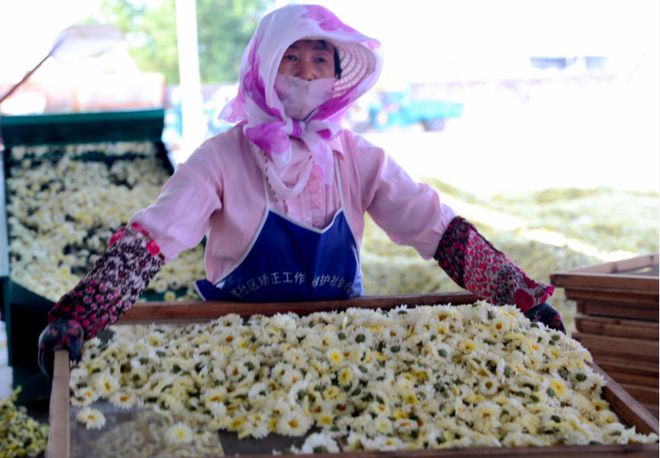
[219,3,382,183]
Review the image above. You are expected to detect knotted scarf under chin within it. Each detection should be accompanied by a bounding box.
[245,117,340,185]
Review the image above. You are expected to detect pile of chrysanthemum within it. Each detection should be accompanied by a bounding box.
[69,302,657,452]
[6,142,205,302]
[0,388,49,458]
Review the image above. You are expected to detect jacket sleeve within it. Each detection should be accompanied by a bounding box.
[350,133,455,259]
[129,144,224,261]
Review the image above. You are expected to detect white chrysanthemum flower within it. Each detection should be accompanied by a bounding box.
[502,430,547,447]
[165,421,193,445]
[202,386,227,406]
[270,313,297,331]
[217,313,242,329]
[69,366,89,386]
[367,400,390,417]
[472,401,501,432]
[84,337,103,351]
[631,432,660,445]
[310,400,335,427]
[76,407,106,429]
[362,435,404,451]
[217,327,240,346]
[337,367,354,387]
[576,370,604,393]
[477,376,499,396]
[109,391,136,409]
[161,393,187,414]
[208,400,227,418]
[74,386,100,406]
[243,411,270,439]
[281,367,304,387]
[326,348,344,366]
[458,338,477,354]
[146,330,165,347]
[322,385,343,402]
[546,377,568,400]
[270,361,288,381]
[276,409,312,436]
[247,381,269,402]
[318,330,340,350]
[93,371,119,397]
[300,432,340,453]
[287,380,309,406]
[343,432,364,451]
[394,417,418,435]
[283,347,307,367]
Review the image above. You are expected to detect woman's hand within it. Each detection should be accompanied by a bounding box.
[524,302,566,333]
[38,318,84,378]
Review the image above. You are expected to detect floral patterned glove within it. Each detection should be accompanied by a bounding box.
[38,223,164,377]
[435,216,565,332]
[525,302,566,333]
[38,318,84,378]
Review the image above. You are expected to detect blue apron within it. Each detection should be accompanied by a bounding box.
[195,159,362,302]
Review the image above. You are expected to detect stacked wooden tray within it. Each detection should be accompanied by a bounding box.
[551,254,659,418]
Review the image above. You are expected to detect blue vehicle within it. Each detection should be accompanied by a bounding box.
[369,90,463,131]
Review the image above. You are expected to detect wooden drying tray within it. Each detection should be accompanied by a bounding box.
[550,254,659,293]
[47,293,659,458]
[551,254,659,322]
[572,332,658,363]
[575,316,658,340]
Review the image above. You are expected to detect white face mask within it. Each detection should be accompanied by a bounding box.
[274,74,335,120]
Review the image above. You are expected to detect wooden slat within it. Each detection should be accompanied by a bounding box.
[47,350,70,458]
[551,272,658,292]
[620,384,659,406]
[121,292,479,322]
[595,356,659,378]
[574,332,658,362]
[605,371,659,388]
[238,444,658,458]
[595,365,659,436]
[575,316,658,340]
[551,254,659,288]
[575,254,658,275]
[644,404,658,419]
[566,289,659,307]
[577,303,658,321]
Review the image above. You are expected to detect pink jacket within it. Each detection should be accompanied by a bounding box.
[130,125,455,283]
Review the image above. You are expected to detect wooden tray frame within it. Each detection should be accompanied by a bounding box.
[572,332,658,362]
[551,254,659,322]
[47,293,659,458]
[575,316,658,341]
[550,254,659,292]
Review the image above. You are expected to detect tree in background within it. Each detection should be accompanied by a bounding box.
[100,0,273,84]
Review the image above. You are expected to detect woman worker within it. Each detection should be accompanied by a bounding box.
[39,3,563,376]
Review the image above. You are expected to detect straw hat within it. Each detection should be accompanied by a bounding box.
[330,39,379,97]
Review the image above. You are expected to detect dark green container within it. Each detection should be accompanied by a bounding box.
[0,109,165,147]
[1,109,168,403]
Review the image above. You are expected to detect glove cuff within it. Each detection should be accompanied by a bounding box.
[48,223,164,339]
